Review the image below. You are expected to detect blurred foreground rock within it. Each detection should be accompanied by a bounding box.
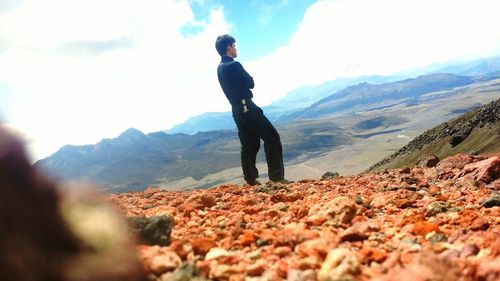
[0,125,147,281]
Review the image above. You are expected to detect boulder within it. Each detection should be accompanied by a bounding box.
[0,125,147,281]
[127,215,174,245]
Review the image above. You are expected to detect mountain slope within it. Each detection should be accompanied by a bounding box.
[279,73,476,122]
[35,129,241,191]
[36,120,356,192]
[435,55,500,76]
[368,98,500,172]
[167,75,405,134]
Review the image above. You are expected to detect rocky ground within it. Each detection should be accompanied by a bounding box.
[106,153,500,281]
[368,98,500,172]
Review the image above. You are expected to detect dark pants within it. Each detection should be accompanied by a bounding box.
[232,100,284,181]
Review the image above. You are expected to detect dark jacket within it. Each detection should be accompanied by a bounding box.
[217,56,254,106]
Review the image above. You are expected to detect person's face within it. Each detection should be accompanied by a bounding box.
[227,43,237,58]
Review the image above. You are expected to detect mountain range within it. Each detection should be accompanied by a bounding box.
[167,56,500,134]
[35,57,500,192]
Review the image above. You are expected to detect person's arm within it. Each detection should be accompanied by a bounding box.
[235,62,255,89]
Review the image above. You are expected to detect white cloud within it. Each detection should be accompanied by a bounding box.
[249,0,500,105]
[1,0,500,162]
[0,0,230,161]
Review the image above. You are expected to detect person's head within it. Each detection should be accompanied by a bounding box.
[215,34,237,58]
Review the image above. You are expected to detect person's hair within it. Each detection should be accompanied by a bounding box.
[215,34,235,56]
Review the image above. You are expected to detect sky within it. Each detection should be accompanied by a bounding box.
[1,0,500,162]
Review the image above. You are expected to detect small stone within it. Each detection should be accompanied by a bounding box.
[340,221,379,242]
[412,221,440,236]
[127,215,174,246]
[427,233,447,244]
[167,262,206,281]
[359,247,388,263]
[417,155,440,168]
[246,261,266,276]
[150,252,182,275]
[460,244,480,258]
[256,238,269,247]
[205,247,231,260]
[191,238,217,255]
[317,248,360,281]
[450,134,466,146]
[400,167,412,174]
[401,176,419,185]
[188,194,217,209]
[295,238,330,259]
[482,193,500,208]
[273,246,292,257]
[308,196,358,225]
[322,171,340,179]
[426,202,449,217]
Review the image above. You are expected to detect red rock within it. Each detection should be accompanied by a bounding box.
[418,179,430,188]
[269,193,289,203]
[195,259,211,278]
[297,255,321,270]
[308,196,358,225]
[340,221,380,242]
[428,185,440,195]
[209,264,244,280]
[242,206,260,215]
[370,194,390,208]
[141,187,160,198]
[290,205,309,218]
[273,246,293,257]
[460,244,480,258]
[306,214,328,226]
[359,247,388,263]
[318,248,360,281]
[455,209,490,231]
[238,229,256,247]
[394,198,416,209]
[191,237,217,255]
[188,193,217,209]
[456,156,500,184]
[295,238,333,259]
[287,269,317,281]
[437,154,476,170]
[380,251,402,273]
[149,251,181,275]
[412,221,440,236]
[204,247,231,260]
[475,256,500,281]
[264,209,280,218]
[246,261,266,276]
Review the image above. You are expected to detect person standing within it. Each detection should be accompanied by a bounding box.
[215,34,289,185]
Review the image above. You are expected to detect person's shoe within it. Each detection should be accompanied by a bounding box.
[246,178,261,186]
[270,178,293,184]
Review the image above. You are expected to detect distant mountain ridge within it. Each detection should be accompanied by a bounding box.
[278,73,475,122]
[36,129,241,191]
